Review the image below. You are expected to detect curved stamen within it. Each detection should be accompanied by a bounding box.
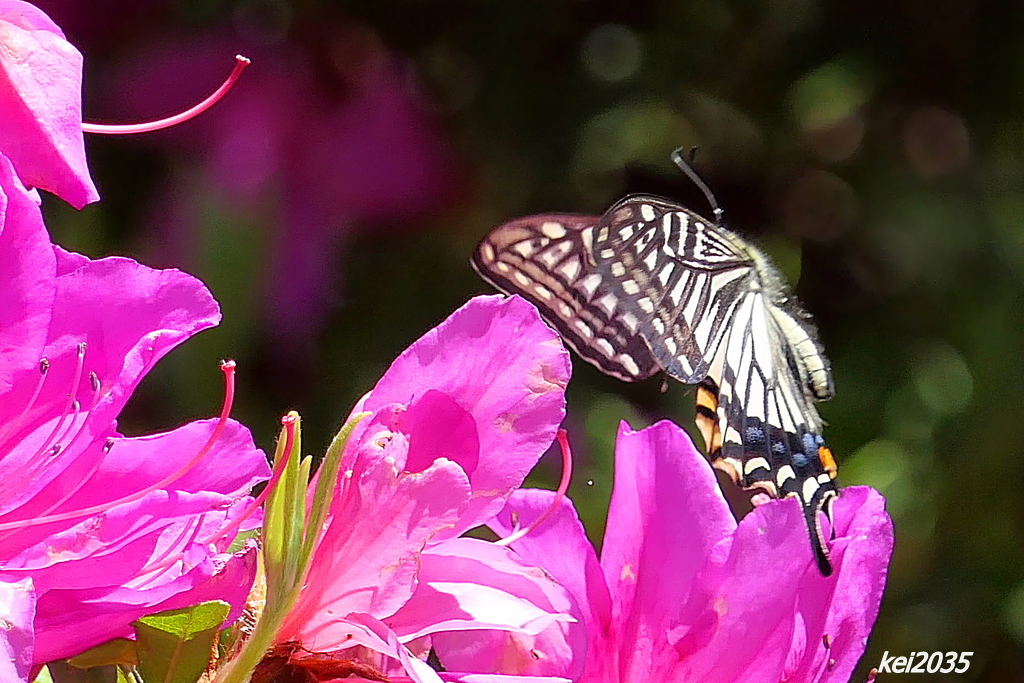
[17,371,103,510]
[137,412,298,578]
[0,359,50,449]
[48,372,103,457]
[20,439,113,527]
[496,429,573,547]
[133,513,210,589]
[82,56,250,135]
[0,360,237,533]
[11,345,89,497]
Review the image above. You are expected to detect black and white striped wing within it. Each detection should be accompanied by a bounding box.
[694,290,839,574]
[591,195,755,384]
[471,214,661,382]
[472,195,840,575]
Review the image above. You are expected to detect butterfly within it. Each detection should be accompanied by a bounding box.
[471,156,840,575]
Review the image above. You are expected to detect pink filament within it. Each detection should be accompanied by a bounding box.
[139,412,298,577]
[82,56,250,135]
[495,428,573,547]
[0,361,238,533]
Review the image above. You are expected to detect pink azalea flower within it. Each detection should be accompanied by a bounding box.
[271,295,572,680]
[0,153,270,666]
[0,0,98,207]
[436,420,893,683]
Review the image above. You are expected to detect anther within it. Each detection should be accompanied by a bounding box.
[90,372,100,393]
[39,359,49,374]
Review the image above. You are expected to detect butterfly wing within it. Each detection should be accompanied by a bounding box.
[694,289,839,575]
[591,195,755,384]
[473,196,840,575]
[471,214,661,381]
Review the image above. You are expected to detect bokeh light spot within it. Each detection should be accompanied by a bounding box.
[782,169,859,242]
[581,24,643,84]
[903,106,971,179]
[789,60,872,133]
[910,341,973,417]
[843,439,913,516]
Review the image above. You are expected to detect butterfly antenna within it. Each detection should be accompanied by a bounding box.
[671,147,724,226]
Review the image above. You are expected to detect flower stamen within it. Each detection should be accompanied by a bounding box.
[82,56,251,135]
[0,360,238,533]
[133,513,210,588]
[0,359,50,448]
[136,411,299,578]
[496,428,573,547]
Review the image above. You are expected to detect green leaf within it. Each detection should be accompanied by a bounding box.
[67,639,139,669]
[133,601,230,683]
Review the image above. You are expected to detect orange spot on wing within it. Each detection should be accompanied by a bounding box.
[818,447,837,477]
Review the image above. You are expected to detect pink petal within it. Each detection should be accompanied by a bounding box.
[281,423,472,649]
[439,675,571,683]
[0,2,97,207]
[2,419,267,575]
[45,249,221,425]
[0,250,221,513]
[307,613,445,683]
[669,498,813,683]
[487,490,613,680]
[389,538,581,678]
[0,154,56,396]
[364,295,569,537]
[785,487,894,683]
[31,543,258,663]
[0,578,34,683]
[599,420,736,678]
[0,419,267,664]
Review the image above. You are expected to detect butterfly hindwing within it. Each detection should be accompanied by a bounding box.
[471,214,661,382]
[696,286,838,574]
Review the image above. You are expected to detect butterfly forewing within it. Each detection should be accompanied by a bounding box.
[591,195,755,384]
[471,214,661,382]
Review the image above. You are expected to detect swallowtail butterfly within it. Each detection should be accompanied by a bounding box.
[471,153,840,575]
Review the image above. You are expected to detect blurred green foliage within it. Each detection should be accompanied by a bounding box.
[37,0,1024,679]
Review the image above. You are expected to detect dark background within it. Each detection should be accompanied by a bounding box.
[35,0,1024,680]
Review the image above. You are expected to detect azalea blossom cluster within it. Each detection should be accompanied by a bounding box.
[0,3,269,680]
[0,3,894,683]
